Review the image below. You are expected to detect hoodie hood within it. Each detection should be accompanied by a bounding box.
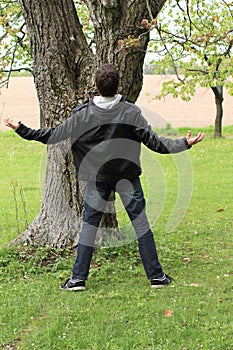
[93,94,123,109]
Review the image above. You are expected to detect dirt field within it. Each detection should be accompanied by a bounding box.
[0,76,232,130]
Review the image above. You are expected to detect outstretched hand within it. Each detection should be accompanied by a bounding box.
[186,130,205,146]
[3,117,21,131]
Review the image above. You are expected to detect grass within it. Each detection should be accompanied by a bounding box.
[0,127,233,350]
[2,71,32,78]
[0,132,44,245]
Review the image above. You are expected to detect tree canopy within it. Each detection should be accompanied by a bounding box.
[145,0,233,136]
[1,0,30,85]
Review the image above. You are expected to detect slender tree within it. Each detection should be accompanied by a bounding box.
[1,0,167,246]
[145,0,233,137]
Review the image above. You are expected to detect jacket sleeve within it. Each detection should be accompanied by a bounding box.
[133,113,190,154]
[15,124,55,144]
[15,112,80,145]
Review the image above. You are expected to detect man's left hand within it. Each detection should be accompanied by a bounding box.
[186,130,205,146]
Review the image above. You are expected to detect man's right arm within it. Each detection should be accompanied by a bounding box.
[15,123,55,144]
[4,113,81,145]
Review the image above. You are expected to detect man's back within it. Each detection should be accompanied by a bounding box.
[71,97,143,182]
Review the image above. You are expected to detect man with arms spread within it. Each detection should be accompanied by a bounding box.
[4,64,204,291]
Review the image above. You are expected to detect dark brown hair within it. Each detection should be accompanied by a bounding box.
[95,64,119,97]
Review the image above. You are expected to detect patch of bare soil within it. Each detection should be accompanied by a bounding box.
[1,76,232,130]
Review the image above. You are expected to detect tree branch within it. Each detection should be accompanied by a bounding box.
[155,23,185,84]
[145,0,154,20]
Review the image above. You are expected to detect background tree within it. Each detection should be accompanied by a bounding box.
[0,0,167,247]
[145,0,233,137]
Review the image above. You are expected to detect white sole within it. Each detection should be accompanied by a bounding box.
[61,286,86,291]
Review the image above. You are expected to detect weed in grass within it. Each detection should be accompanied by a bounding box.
[11,181,29,235]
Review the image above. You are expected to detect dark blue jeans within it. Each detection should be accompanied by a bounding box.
[72,178,163,280]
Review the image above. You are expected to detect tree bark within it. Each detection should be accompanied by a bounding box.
[14,0,167,247]
[86,0,167,101]
[14,0,95,247]
[211,86,223,138]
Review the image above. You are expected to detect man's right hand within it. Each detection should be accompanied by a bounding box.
[3,117,21,131]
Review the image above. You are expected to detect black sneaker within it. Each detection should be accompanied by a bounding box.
[151,273,174,288]
[61,278,86,291]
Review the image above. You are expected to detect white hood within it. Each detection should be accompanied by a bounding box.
[93,94,122,109]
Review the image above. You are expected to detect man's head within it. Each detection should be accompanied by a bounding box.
[95,64,119,97]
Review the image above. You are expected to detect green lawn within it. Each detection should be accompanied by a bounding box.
[0,128,232,350]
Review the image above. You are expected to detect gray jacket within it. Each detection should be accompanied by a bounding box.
[16,96,190,182]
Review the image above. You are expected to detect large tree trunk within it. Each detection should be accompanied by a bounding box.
[14,0,95,247]
[211,86,223,138]
[13,0,167,247]
[85,0,166,101]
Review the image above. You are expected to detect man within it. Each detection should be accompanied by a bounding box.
[4,64,204,291]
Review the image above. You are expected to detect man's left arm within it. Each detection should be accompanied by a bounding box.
[133,114,204,153]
